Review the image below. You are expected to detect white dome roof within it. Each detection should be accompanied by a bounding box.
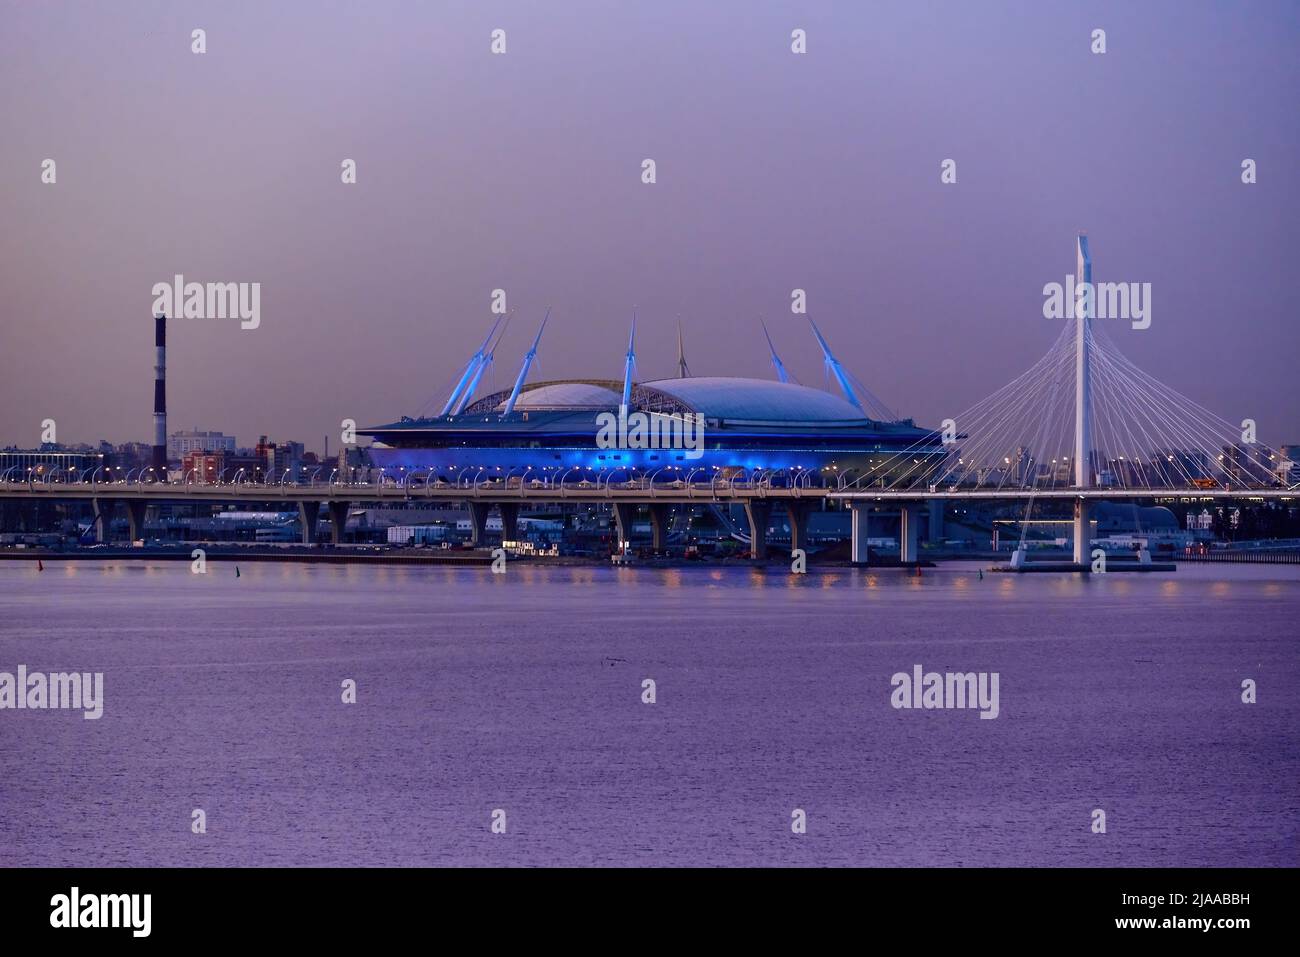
[489,376,870,423]
[644,377,867,422]
[499,382,621,410]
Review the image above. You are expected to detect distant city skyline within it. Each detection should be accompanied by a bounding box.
[1,0,1297,447]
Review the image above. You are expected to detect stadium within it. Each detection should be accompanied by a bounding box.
[359,318,946,485]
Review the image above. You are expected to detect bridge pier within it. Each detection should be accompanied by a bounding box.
[900,503,922,563]
[499,503,520,543]
[298,501,321,544]
[467,502,491,546]
[648,503,670,551]
[328,501,350,544]
[850,501,871,564]
[612,502,637,552]
[92,498,117,543]
[744,501,772,559]
[126,500,147,542]
[928,499,944,543]
[1072,498,1092,566]
[786,500,814,555]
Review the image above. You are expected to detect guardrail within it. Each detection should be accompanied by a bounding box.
[1180,548,1300,564]
[3,475,1294,501]
[0,474,834,500]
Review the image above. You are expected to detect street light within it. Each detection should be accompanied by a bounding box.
[413,469,436,496]
[503,465,528,491]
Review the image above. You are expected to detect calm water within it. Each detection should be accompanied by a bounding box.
[0,559,1296,867]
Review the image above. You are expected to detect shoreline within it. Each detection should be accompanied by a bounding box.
[5,546,1295,569]
[0,545,944,569]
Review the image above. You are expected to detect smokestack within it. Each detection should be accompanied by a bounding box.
[151,314,167,472]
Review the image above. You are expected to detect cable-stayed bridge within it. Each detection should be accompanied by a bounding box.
[830,236,1295,564]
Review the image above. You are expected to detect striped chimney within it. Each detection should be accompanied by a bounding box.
[151,314,167,472]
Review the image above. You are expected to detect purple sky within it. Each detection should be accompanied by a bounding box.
[1,0,1297,451]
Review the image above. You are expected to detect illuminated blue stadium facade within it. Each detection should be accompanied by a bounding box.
[358,320,946,485]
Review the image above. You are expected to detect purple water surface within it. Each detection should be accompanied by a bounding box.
[1,559,1295,866]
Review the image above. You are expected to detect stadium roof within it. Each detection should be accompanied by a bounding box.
[644,377,867,423]
[491,377,871,424]
[507,381,620,410]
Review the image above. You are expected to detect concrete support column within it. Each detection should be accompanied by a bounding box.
[1072,498,1092,565]
[468,501,491,547]
[850,501,871,564]
[900,503,921,563]
[780,501,811,553]
[328,501,350,544]
[927,499,944,543]
[298,501,321,544]
[648,504,671,551]
[92,498,117,544]
[126,500,148,542]
[612,502,637,551]
[499,503,520,543]
[786,500,814,555]
[743,500,772,559]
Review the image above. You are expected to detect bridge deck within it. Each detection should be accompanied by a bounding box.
[1,481,1294,505]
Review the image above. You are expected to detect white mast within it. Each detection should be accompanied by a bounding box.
[1075,235,1092,488]
[621,313,637,409]
[454,316,510,415]
[808,318,864,412]
[502,310,549,416]
[762,320,790,383]
[440,317,502,417]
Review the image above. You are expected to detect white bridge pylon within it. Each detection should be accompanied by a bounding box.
[1074,234,1092,491]
[1073,234,1092,564]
